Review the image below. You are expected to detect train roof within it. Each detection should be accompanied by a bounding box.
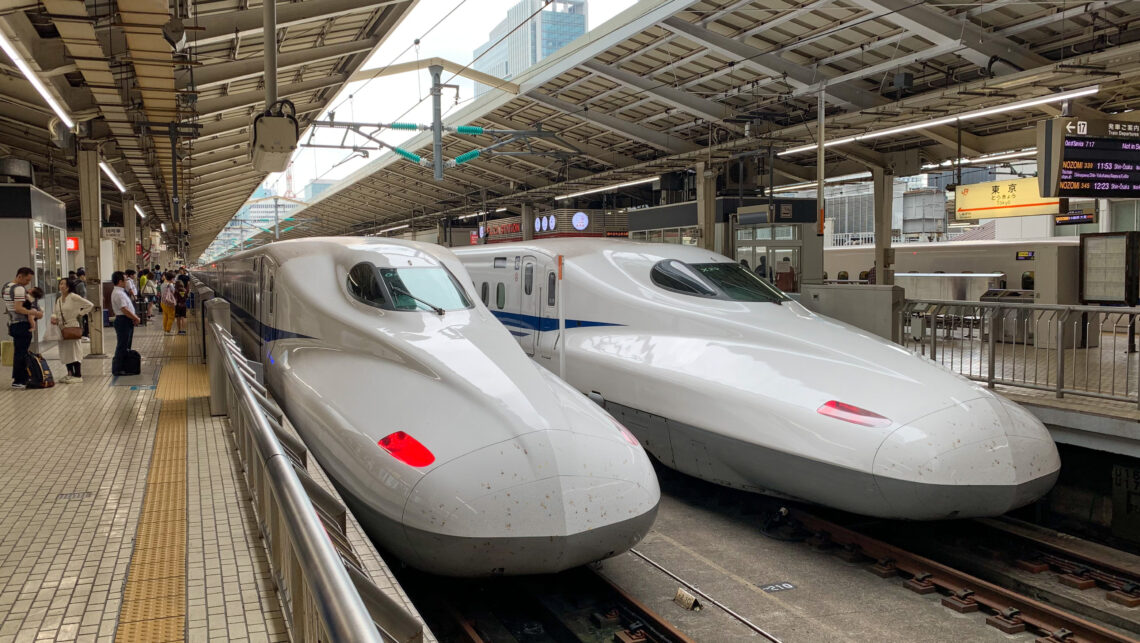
[454,238,730,264]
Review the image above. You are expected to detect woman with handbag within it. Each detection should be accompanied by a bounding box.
[52,277,94,383]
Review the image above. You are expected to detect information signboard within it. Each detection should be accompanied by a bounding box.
[1039,117,1140,198]
[1079,231,1139,306]
[954,177,1063,220]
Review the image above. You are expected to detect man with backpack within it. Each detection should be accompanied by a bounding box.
[4,267,43,389]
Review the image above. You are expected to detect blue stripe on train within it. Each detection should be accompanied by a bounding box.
[491,310,622,332]
[229,301,313,344]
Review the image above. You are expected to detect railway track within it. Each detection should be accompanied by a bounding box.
[400,565,694,643]
[781,507,1139,643]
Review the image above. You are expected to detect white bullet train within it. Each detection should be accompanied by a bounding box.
[197,238,659,576]
[455,239,1061,520]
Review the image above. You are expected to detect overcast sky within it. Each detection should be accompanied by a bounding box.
[269,0,636,196]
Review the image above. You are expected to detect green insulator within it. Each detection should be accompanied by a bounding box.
[389,122,419,131]
[394,148,422,163]
[454,149,481,165]
[455,125,484,135]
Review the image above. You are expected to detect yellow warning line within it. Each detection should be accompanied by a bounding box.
[115,333,207,642]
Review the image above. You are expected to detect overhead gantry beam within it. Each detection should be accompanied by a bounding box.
[580,60,744,126]
[190,0,408,48]
[347,57,520,95]
[527,92,701,154]
[179,39,379,89]
[661,17,885,110]
[194,75,347,117]
[848,0,1050,74]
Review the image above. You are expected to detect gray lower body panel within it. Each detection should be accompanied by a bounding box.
[606,401,1057,520]
[336,481,659,577]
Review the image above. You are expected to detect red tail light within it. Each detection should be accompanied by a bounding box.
[817,400,891,428]
[609,418,641,446]
[378,431,435,467]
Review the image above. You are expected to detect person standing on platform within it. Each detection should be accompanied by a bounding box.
[110,271,139,373]
[73,267,90,340]
[52,277,93,383]
[160,271,177,334]
[174,275,188,335]
[124,269,139,301]
[4,267,41,390]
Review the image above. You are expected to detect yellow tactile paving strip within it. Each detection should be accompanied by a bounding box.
[115,335,207,643]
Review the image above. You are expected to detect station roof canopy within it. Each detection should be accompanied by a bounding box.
[0,0,415,249]
[242,0,1140,258]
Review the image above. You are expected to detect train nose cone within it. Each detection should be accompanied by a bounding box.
[402,430,659,576]
[872,396,1060,519]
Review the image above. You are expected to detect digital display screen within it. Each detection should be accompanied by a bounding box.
[1058,137,1140,198]
[1055,212,1096,225]
[1016,251,1035,261]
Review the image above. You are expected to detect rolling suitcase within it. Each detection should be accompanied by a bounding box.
[25,351,54,388]
[113,349,141,376]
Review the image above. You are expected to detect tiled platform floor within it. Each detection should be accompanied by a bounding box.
[0,314,288,643]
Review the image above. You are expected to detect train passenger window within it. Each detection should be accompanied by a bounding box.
[494,257,507,269]
[481,282,489,305]
[346,262,387,308]
[524,265,533,295]
[547,272,556,306]
[496,283,505,309]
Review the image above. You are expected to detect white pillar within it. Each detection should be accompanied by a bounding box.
[1098,198,1112,232]
[78,148,104,355]
[123,196,137,271]
[522,203,535,241]
[872,167,894,286]
[696,161,717,252]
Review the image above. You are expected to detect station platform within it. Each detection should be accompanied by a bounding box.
[0,310,428,642]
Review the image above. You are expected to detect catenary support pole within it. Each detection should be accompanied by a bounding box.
[430,64,444,181]
[264,0,277,107]
[817,89,825,237]
[872,167,894,286]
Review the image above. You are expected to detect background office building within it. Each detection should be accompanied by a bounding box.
[472,0,587,95]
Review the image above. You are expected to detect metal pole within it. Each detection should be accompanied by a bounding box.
[429,64,444,181]
[264,0,277,107]
[273,197,280,240]
[817,88,825,237]
[169,125,180,242]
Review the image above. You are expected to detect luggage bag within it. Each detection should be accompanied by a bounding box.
[25,351,54,388]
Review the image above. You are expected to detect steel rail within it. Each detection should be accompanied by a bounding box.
[589,565,699,643]
[628,548,782,642]
[789,509,1135,643]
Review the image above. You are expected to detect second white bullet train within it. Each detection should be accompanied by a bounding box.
[198,238,659,576]
[456,239,1061,520]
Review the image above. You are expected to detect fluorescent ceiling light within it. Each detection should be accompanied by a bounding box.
[457,212,481,220]
[771,171,872,193]
[376,224,408,234]
[557,176,659,200]
[161,223,168,232]
[99,162,127,193]
[0,30,74,129]
[920,149,1037,170]
[779,85,1100,156]
[134,204,146,219]
[495,207,507,212]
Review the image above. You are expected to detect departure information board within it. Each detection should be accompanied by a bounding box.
[1038,118,1140,198]
[1058,137,1140,198]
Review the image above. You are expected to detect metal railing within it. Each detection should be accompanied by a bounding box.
[900,299,1140,408]
[205,299,424,642]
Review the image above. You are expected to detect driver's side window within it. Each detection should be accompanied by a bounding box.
[347,263,386,308]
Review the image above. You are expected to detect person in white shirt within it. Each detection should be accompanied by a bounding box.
[110,271,140,373]
[125,269,139,299]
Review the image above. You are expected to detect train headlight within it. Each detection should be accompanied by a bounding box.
[378,431,435,467]
[816,400,891,428]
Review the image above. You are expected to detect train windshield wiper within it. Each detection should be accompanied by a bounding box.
[391,285,446,316]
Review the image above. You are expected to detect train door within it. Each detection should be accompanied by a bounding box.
[519,256,538,355]
[260,257,277,349]
[537,263,558,365]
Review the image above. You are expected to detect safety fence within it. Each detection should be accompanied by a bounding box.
[205,299,424,642]
[901,299,1140,408]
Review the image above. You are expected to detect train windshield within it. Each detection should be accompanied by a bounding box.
[651,260,788,303]
[347,262,472,313]
[378,267,472,312]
